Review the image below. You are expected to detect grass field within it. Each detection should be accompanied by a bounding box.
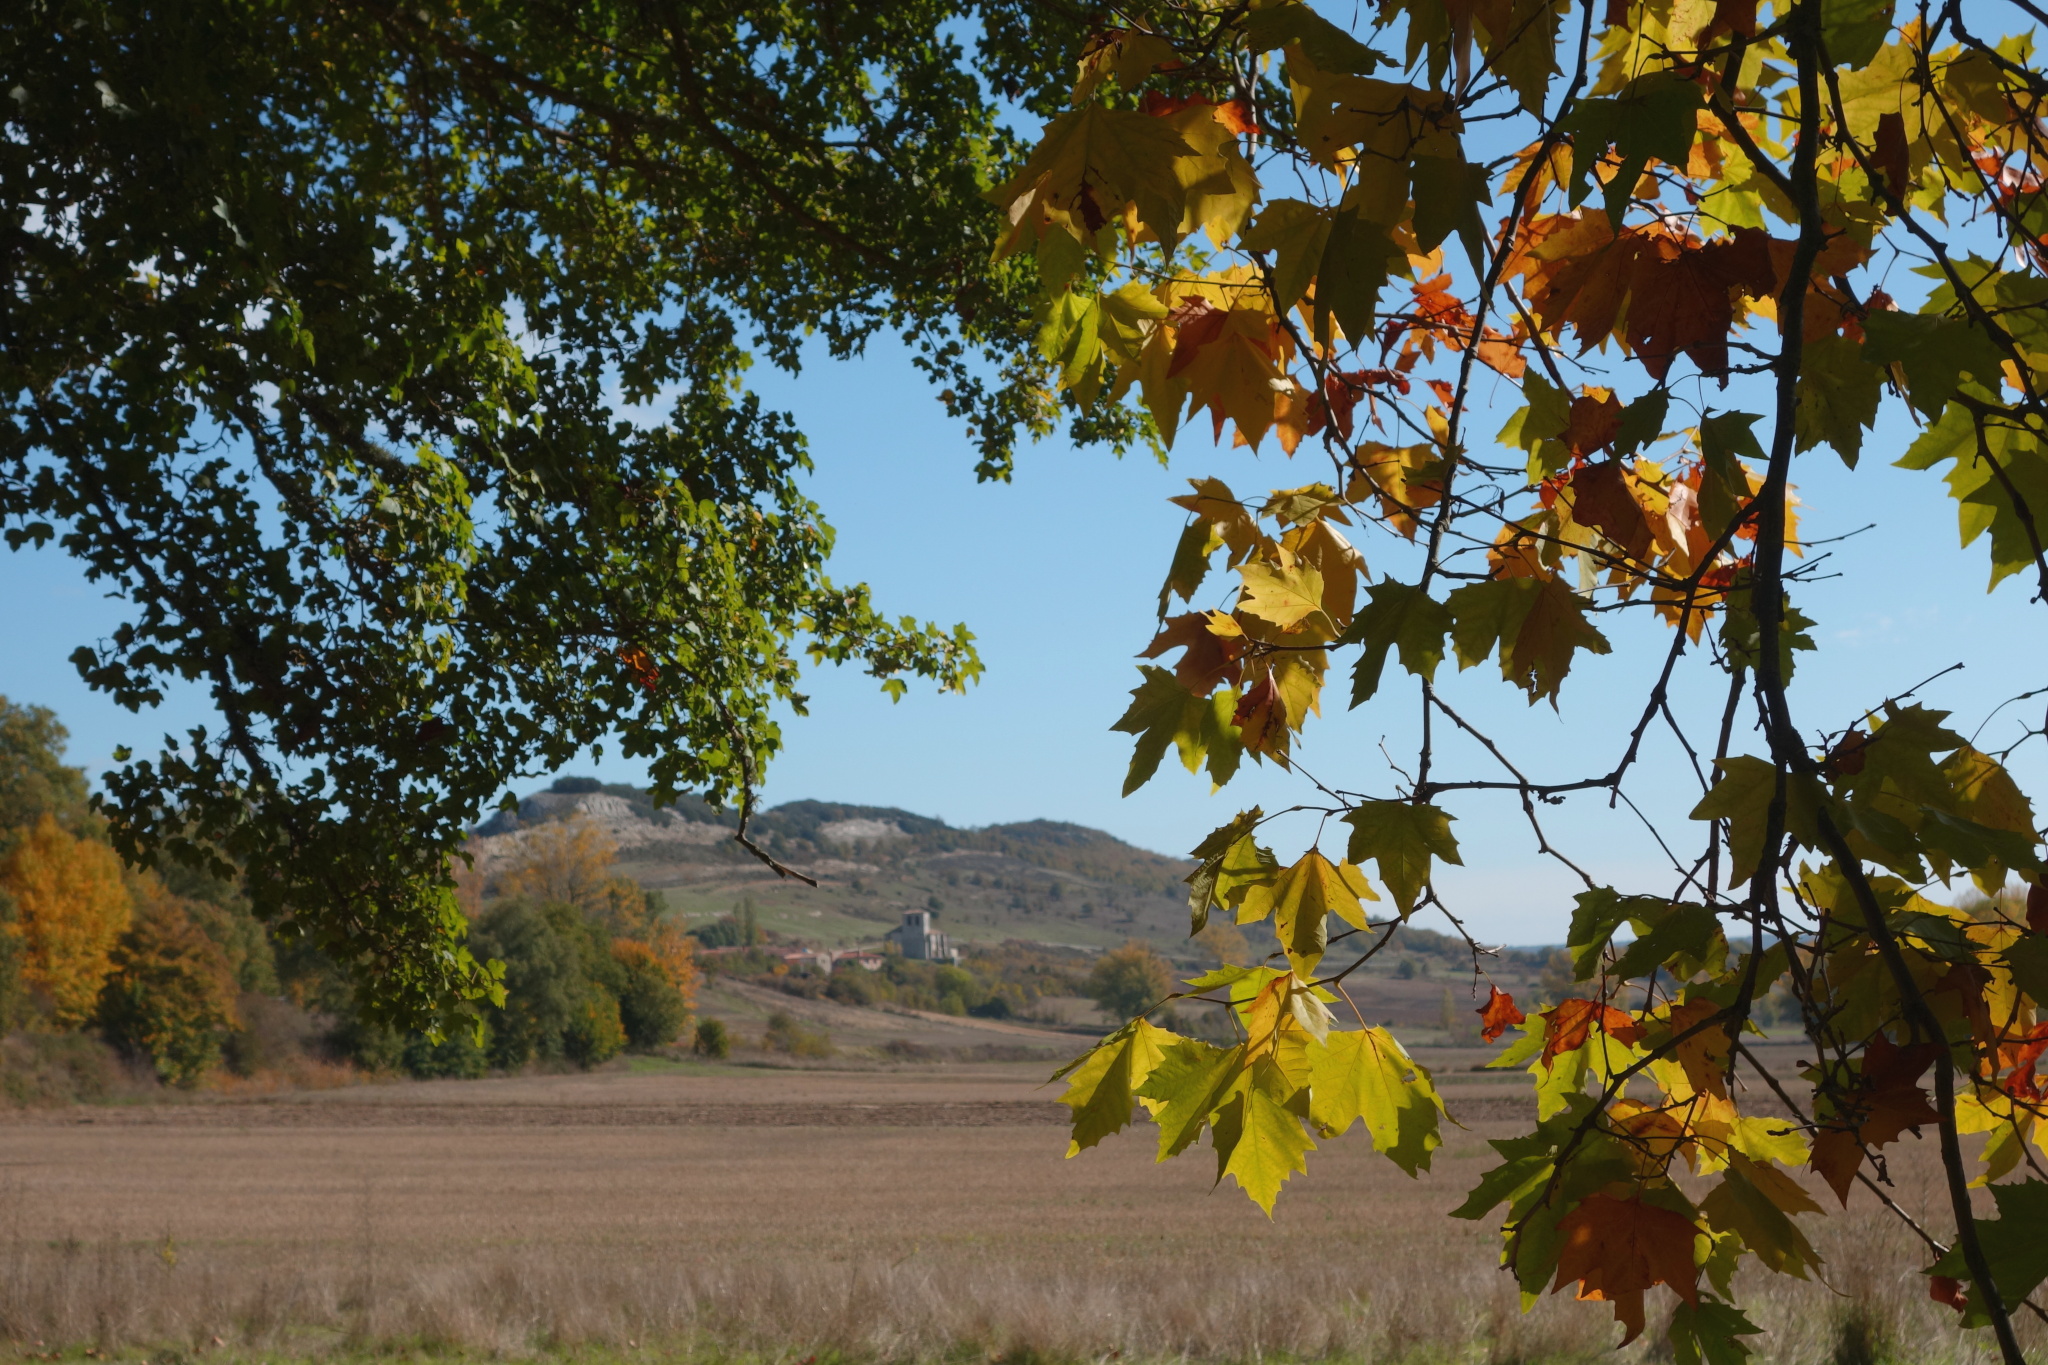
[0,1050,2031,1365]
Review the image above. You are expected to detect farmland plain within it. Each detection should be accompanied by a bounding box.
[0,1048,2025,1365]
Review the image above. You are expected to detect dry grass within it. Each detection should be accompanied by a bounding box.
[0,1062,2034,1365]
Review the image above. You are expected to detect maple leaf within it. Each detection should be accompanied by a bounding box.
[1240,198,1332,312]
[1478,985,1526,1042]
[1561,391,1621,458]
[1446,574,1611,705]
[1211,1068,1315,1214]
[987,105,1196,254]
[1184,809,1278,934]
[1809,1034,1944,1204]
[1055,1017,1174,1156]
[1111,666,1240,795]
[1551,1193,1700,1343]
[1700,1153,1824,1280]
[1794,333,1884,467]
[1235,848,1377,976]
[1346,580,1453,705]
[1140,612,1244,696]
[1566,459,1656,563]
[1623,230,1776,381]
[1308,1026,1445,1174]
[1927,1180,2048,1330]
[1540,998,1645,1068]
[1341,801,1461,914]
[1237,560,1337,639]
[1137,1037,1245,1159]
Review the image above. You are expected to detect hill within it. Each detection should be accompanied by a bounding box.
[469,779,1552,1034]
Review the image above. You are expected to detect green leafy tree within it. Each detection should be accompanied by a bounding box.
[0,699,91,840]
[691,1017,731,1060]
[468,899,625,1070]
[0,0,1121,1027]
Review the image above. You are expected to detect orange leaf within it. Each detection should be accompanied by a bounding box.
[615,646,660,692]
[1567,461,1656,564]
[1663,999,1732,1100]
[1551,1193,1700,1344]
[2028,879,2048,935]
[1930,1275,1969,1313]
[1140,613,1244,696]
[1233,673,1284,758]
[1808,1034,1944,1204]
[1540,998,1644,1068]
[1563,392,1622,458]
[1478,985,1525,1042]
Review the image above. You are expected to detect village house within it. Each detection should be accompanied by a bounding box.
[883,909,959,964]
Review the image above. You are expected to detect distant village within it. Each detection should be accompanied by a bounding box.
[693,909,960,973]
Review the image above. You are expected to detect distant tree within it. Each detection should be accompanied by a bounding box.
[1,814,132,1026]
[1085,941,1174,1023]
[0,698,91,839]
[468,899,626,1069]
[610,939,690,1050]
[97,890,239,1087]
[494,818,622,915]
[1193,919,1252,967]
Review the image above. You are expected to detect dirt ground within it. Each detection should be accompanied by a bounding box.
[0,1053,2023,1364]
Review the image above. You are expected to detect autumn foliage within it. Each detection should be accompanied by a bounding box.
[1023,3,2048,1362]
[1,813,132,1027]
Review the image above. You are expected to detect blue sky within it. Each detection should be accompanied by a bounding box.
[9,329,2043,943]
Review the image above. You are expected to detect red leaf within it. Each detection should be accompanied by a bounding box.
[2027,878,2048,935]
[1808,1034,1944,1204]
[1874,112,1910,202]
[1140,613,1244,696]
[1478,985,1526,1042]
[1567,461,1656,564]
[1930,1275,1969,1313]
[1167,298,1228,377]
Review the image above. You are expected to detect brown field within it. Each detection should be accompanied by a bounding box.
[0,1054,2031,1364]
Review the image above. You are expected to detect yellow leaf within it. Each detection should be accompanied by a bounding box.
[1212,1063,1316,1214]
[1308,1026,1445,1174]
[1235,848,1378,977]
[1056,1017,1175,1156]
[987,106,1198,259]
[1238,561,1336,637]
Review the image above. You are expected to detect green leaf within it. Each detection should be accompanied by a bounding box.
[1184,808,1278,934]
[1614,389,1669,458]
[1821,0,1896,70]
[1497,371,1571,451]
[2003,934,2048,1007]
[1668,1299,1764,1365]
[1410,153,1489,271]
[1137,1037,1245,1159]
[1111,666,1241,796]
[1240,199,1332,313]
[1236,849,1378,975]
[1861,311,2006,419]
[1308,1026,1445,1174]
[1698,410,1766,541]
[1342,801,1462,914]
[1346,580,1453,706]
[1566,888,1670,980]
[1689,757,1780,886]
[1314,205,1401,348]
[1699,1155,1824,1278]
[1056,1018,1174,1155]
[1240,3,1384,73]
[1212,1063,1316,1214]
[1895,400,2048,591]
[1793,333,1883,467]
[1928,1179,2048,1328]
[1447,576,1610,706]
[1610,903,1725,981]
[1558,73,1705,227]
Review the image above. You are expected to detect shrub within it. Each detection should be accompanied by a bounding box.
[826,967,877,1007]
[401,1024,492,1079]
[692,1016,731,1058]
[763,1009,831,1058]
[96,895,239,1087]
